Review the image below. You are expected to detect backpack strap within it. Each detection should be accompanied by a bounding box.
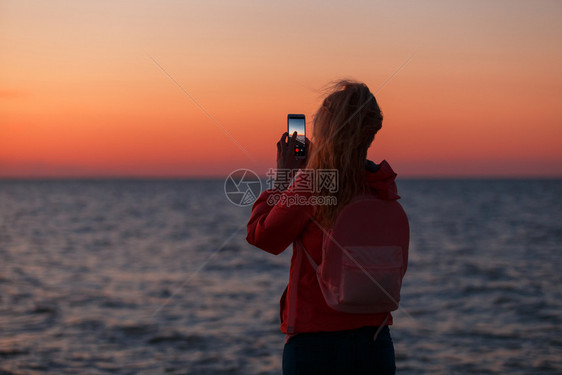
[373,313,389,342]
[295,238,318,272]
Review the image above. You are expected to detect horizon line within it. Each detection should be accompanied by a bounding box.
[1,174,561,181]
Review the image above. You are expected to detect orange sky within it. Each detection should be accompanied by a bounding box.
[1,0,561,177]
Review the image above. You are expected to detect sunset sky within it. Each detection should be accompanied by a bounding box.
[1,0,561,177]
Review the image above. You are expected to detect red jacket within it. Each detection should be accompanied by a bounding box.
[246,160,405,334]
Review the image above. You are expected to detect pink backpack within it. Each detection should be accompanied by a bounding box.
[298,195,409,314]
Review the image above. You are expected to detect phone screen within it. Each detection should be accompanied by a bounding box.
[287,114,306,157]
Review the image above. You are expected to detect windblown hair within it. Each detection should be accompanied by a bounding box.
[306,80,383,228]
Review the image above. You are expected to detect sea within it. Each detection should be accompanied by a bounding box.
[0,178,560,374]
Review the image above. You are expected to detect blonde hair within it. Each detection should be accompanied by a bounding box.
[306,80,383,228]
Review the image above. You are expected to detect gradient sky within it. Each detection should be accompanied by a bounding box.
[1,0,561,177]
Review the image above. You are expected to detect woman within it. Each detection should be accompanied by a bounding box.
[246,80,407,374]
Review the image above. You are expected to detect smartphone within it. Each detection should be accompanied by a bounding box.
[287,114,306,158]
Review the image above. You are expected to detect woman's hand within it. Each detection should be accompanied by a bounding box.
[276,131,310,171]
[274,132,310,190]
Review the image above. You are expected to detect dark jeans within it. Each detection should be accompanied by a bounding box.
[282,325,395,375]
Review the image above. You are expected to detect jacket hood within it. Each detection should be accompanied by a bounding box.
[365,159,400,200]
